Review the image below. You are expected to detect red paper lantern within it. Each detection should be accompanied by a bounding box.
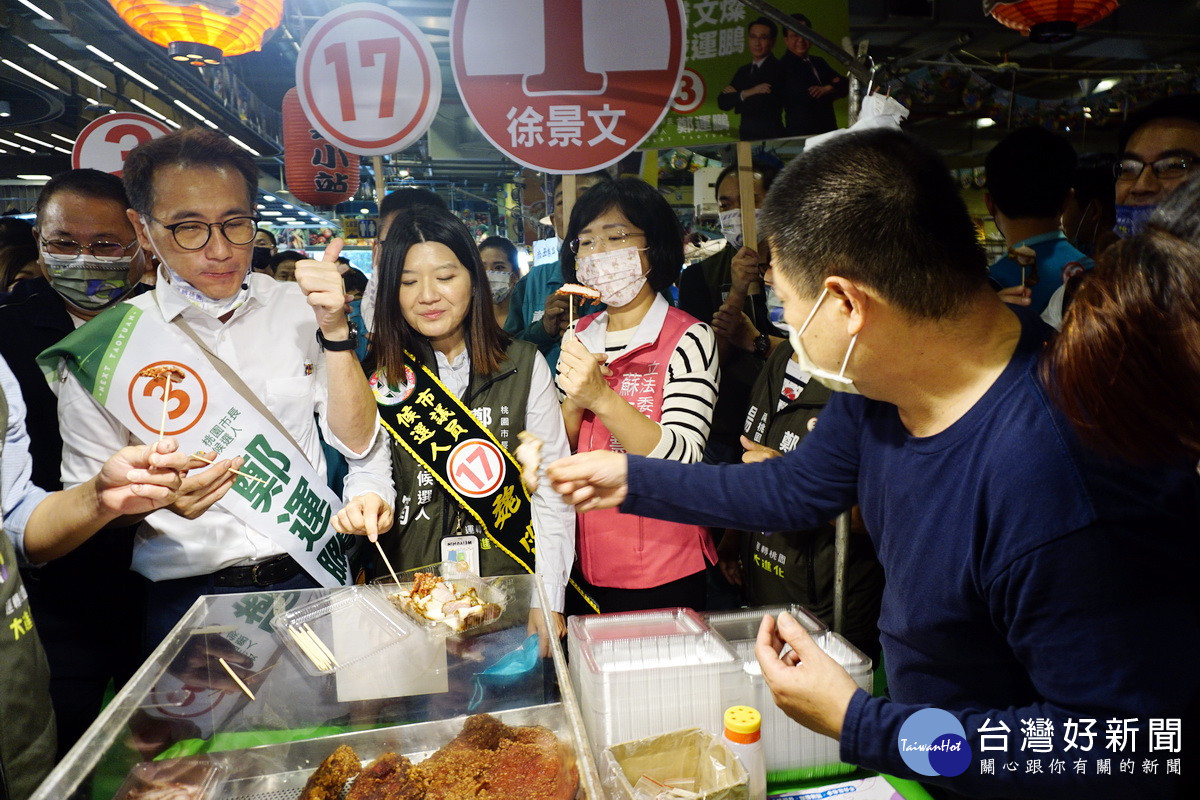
[283,88,360,207]
[986,0,1119,42]
[108,0,283,65]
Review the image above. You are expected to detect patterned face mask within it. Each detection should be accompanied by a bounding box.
[575,246,648,308]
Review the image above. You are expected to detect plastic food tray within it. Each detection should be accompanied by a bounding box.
[702,607,873,782]
[113,757,225,800]
[271,586,418,677]
[374,561,509,638]
[567,608,743,754]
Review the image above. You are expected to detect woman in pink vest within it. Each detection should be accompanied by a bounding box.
[556,178,720,614]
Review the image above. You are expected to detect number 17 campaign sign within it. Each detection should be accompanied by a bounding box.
[296,3,441,156]
[451,0,685,173]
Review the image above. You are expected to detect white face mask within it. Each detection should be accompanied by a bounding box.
[575,245,648,308]
[161,261,250,318]
[718,207,761,249]
[486,269,514,303]
[788,287,859,394]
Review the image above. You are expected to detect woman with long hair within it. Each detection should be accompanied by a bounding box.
[339,205,573,643]
[556,177,720,613]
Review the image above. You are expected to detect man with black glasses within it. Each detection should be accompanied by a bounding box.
[43,129,394,653]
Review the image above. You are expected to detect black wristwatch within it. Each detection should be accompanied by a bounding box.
[753,332,770,358]
[316,321,359,352]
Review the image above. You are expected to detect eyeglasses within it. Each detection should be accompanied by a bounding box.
[146,215,260,250]
[569,229,645,256]
[40,237,138,259]
[1114,155,1194,182]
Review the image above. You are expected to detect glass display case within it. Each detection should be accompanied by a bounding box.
[32,574,601,799]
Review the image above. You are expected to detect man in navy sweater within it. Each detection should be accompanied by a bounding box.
[549,129,1200,798]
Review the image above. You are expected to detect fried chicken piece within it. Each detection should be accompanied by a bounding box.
[345,752,426,800]
[556,283,601,301]
[138,365,187,383]
[298,744,361,800]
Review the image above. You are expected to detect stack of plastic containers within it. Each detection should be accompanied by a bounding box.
[567,608,743,753]
[703,605,874,783]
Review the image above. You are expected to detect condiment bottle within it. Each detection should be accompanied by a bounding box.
[722,705,766,800]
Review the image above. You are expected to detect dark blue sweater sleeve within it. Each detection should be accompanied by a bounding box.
[842,518,1198,798]
[622,392,862,531]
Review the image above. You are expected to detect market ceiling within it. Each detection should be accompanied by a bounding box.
[2,0,1200,213]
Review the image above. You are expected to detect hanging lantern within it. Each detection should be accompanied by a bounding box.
[283,88,361,207]
[108,0,283,66]
[984,1,1119,43]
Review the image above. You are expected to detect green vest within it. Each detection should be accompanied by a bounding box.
[742,342,884,656]
[378,340,537,579]
[0,383,56,800]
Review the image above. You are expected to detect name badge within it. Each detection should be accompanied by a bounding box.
[441,535,480,576]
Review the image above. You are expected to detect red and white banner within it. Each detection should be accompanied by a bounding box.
[451,0,686,173]
[296,2,441,156]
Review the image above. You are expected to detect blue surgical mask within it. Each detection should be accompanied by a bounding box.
[468,633,540,711]
[1114,204,1157,238]
[788,287,859,394]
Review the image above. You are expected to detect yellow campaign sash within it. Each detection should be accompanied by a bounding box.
[373,354,537,575]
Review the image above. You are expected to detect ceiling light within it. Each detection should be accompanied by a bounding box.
[14,0,53,20]
[975,118,997,128]
[173,99,207,122]
[1094,78,1119,93]
[86,45,115,63]
[282,204,294,209]
[57,60,108,90]
[2,58,62,92]
[14,132,55,149]
[26,42,57,61]
[18,174,52,181]
[164,118,180,129]
[49,133,74,145]
[262,195,276,202]
[360,208,370,214]
[0,101,9,118]
[112,61,159,91]
[229,136,261,157]
[127,97,169,122]
[260,210,282,216]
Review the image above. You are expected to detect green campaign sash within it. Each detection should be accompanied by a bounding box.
[373,355,537,575]
[39,303,354,588]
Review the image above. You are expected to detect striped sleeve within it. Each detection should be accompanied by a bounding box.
[647,321,719,463]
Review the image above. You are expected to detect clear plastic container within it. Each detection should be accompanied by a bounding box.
[271,586,418,676]
[373,560,508,638]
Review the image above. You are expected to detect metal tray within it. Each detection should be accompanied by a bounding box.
[210,703,581,800]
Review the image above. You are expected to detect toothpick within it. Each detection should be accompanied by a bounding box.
[288,627,330,671]
[157,376,171,443]
[218,657,256,700]
[303,623,340,668]
[190,452,268,484]
[375,539,400,586]
[567,296,575,342]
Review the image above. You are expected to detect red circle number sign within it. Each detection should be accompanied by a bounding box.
[296,3,441,156]
[451,0,686,173]
[447,439,507,499]
[71,113,171,176]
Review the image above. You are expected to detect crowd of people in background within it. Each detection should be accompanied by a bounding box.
[2,92,1200,799]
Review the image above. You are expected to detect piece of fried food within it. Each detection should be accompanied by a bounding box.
[297,744,361,800]
[346,752,426,800]
[514,430,543,494]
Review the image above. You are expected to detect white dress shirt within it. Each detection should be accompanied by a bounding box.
[432,348,574,611]
[55,272,395,581]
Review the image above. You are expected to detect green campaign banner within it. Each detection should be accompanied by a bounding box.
[642,0,850,149]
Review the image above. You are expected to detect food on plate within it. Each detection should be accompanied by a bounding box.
[138,365,187,383]
[556,282,601,300]
[303,715,578,800]
[345,752,426,800]
[389,571,502,632]
[514,430,543,494]
[298,744,362,800]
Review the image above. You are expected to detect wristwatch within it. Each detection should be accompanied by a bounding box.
[753,332,770,358]
[316,321,359,352]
